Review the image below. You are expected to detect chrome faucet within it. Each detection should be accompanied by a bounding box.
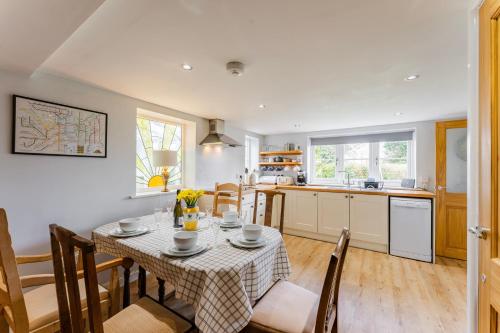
[337,170,351,189]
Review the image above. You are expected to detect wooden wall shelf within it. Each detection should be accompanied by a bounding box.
[258,162,303,166]
[259,150,303,156]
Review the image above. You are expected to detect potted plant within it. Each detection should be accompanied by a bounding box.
[177,189,205,231]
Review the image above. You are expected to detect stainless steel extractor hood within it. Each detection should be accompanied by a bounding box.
[200,119,242,147]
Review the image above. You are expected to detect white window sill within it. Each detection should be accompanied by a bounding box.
[130,191,177,199]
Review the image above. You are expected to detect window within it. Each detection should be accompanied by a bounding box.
[136,115,183,192]
[245,136,260,172]
[378,141,410,181]
[310,132,414,187]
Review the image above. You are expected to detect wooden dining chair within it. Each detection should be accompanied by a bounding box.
[243,228,351,333]
[49,224,191,333]
[212,182,243,217]
[0,209,130,333]
[252,190,286,234]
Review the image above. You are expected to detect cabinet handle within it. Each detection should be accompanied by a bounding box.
[313,193,317,196]
[260,214,263,217]
[350,195,354,199]
[242,197,245,200]
[344,195,348,199]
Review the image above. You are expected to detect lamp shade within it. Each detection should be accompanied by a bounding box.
[153,150,177,167]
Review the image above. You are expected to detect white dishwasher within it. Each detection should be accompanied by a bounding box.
[389,197,433,262]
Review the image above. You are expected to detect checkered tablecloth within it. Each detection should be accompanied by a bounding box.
[92,216,291,333]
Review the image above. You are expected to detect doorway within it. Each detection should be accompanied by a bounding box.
[435,120,468,260]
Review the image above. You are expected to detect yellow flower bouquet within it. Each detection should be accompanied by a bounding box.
[177,189,204,231]
[177,189,205,207]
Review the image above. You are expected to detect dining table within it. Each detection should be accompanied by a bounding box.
[92,215,291,333]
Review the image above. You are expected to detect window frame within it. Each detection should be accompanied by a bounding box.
[310,140,414,187]
[245,135,260,173]
[135,113,185,194]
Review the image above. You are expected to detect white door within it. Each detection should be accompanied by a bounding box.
[350,194,388,244]
[292,191,318,232]
[318,192,349,236]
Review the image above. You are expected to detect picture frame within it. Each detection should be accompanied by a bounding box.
[12,95,108,158]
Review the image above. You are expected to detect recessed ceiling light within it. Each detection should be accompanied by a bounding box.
[395,112,403,116]
[258,104,266,109]
[404,74,419,81]
[182,63,193,71]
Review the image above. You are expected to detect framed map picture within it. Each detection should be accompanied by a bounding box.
[12,95,107,158]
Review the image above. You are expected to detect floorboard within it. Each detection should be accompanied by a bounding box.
[131,234,467,333]
[283,234,467,333]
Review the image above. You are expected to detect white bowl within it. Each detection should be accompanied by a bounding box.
[173,231,198,251]
[118,218,141,233]
[242,224,263,241]
[223,211,238,223]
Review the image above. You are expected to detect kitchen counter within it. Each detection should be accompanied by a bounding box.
[201,184,434,199]
[274,185,435,198]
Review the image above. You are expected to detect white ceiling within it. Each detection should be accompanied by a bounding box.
[2,0,468,135]
[0,0,104,74]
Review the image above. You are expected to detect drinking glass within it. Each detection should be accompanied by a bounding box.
[154,208,162,231]
[239,210,248,224]
[163,204,173,222]
[210,219,220,247]
[205,207,213,219]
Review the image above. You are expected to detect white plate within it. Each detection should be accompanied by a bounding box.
[229,236,266,248]
[237,234,264,245]
[219,222,242,229]
[161,244,207,257]
[109,226,149,238]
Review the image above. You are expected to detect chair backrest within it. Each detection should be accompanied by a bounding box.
[212,183,243,217]
[315,228,350,333]
[49,224,104,333]
[0,209,29,333]
[252,190,286,234]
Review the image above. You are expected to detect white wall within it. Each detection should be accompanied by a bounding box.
[467,0,481,332]
[264,120,441,189]
[0,69,260,256]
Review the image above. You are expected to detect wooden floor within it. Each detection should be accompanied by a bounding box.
[283,234,467,333]
[139,234,467,333]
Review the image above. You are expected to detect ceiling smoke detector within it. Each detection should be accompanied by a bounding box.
[226,61,245,76]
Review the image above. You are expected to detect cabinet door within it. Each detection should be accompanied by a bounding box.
[241,203,254,225]
[318,192,349,236]
[350,194,388,244]
[291,191,318,232]
[280,190,295,229]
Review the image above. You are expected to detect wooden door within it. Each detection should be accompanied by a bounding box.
[479,1,500,331]
[435,119,468,260]
[317,192,349,236]
[349,194,388,244]
[292,191,318,232]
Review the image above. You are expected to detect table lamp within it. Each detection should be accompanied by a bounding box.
[153,150,178,192]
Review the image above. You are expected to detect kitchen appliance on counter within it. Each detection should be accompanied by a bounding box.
[390,197,433,262]
[363,180,384,189]
[296,171,307,186]
[259,175,278,184]
[277,176,294,185]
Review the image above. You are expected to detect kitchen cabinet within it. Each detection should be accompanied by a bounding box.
[317,192,350,236]
[282,190,389,251]
[289,191,318,232]
[349,194,388,245]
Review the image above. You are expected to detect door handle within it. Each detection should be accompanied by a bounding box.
[468,226,491,239]
[436,185,447,191]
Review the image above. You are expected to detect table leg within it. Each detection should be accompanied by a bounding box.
[138,266,146,298]
[157,278,165,305]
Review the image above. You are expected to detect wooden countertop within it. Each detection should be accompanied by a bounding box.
[202,184,434,199]
[275,185,435,198]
